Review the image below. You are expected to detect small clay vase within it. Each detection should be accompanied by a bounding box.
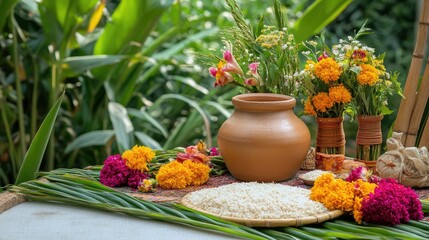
[217,93,311,182]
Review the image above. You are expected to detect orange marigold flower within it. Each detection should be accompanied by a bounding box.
[357,64,379,86]
[314,57,342,83]
[183,160,210,186]
[329,84,352,104]
[122,145,155,172]
[304,97,316,116]
[312,92,334,113]
[310,173,355,211]
[156,161,193,189]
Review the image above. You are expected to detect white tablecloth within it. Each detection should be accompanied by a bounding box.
[0,202,239,240]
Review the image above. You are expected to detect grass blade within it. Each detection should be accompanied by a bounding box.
[15,92,64,184]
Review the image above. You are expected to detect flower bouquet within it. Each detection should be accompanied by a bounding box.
[311,167,423,226]
[208,0,302,96]
[99,141,223,191]
[301,34,353,171]
[331,25,403,162]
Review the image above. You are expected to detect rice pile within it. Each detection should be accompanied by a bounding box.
[300,170,333,181]
[186,182,328,219]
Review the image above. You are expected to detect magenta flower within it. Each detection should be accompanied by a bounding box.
[209,147,219,156]
[345,166,365,182]
[100,154,129,187]
[361,179,423,225]
[317,51,328,61]
[209,67,218,77]
[127,169,149,190]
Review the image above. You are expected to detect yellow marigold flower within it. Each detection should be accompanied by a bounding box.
[156,161,193,189]
[183,160,210,186]
[314,57,342,83]
[329,84,352,104]
[122,145,155,172]
[304,97,316,116]
[357,64,379,86]
[312,92,334,113]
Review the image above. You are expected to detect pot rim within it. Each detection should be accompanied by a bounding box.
[232,93,296,112]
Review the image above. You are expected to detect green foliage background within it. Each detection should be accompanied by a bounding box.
[0,0,421,187]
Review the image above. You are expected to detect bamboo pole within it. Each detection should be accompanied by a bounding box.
[419,116,429,148]
[406,59,429,147]
[394,0,429,146]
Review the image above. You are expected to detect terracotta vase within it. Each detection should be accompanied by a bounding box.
[316,117,346,155]
[315,117,346,172]
[217,93,311,182]
[355,115,383,173]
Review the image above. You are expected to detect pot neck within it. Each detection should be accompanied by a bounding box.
[232,93,296,112]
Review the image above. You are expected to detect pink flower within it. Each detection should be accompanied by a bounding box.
[209,61,234,87]
[209,67,217,77]
[176,146,210,164]
[317,51,328,61]
[127,169,149,190]
[100,154,129,187]
[209,147,219,156]
[244,78,259,86]
[223,50,244,75]
[248,62,259,75]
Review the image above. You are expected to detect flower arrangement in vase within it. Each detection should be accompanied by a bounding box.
[206,0,310,182]
[301,34,353,172]
[333,24,403,165]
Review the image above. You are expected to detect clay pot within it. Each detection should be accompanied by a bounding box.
[355,115,383,161]
[217,93,311,182]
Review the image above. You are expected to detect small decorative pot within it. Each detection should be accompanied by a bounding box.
[355,115,384,173]
[217,93,311,182]
[316,117,346,155]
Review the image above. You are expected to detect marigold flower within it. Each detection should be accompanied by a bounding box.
[183,160,210,186]
[357,64,379,86]
[100,154,129,187]
[156,161,193,189]
[313,57,342,83]
[328,84,352,104]
[312,92,334,113]
[304,97,316,116]
[122,145,155,172]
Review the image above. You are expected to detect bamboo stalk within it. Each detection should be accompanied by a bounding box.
[419,116,429,148]
[406,58,429,147]
[394,0,429,146]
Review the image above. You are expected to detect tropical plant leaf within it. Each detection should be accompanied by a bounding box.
[63,55,127,75]
[65,130,115,154]
[15,91,64,184]
[293,0,353,42]
[134,131,162,150]
[37,0,98,48]
[94,0,173,55]
[170,76,209,95]
[127,108,168,137]
[0,0,18,31]
[108,102,134,152]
